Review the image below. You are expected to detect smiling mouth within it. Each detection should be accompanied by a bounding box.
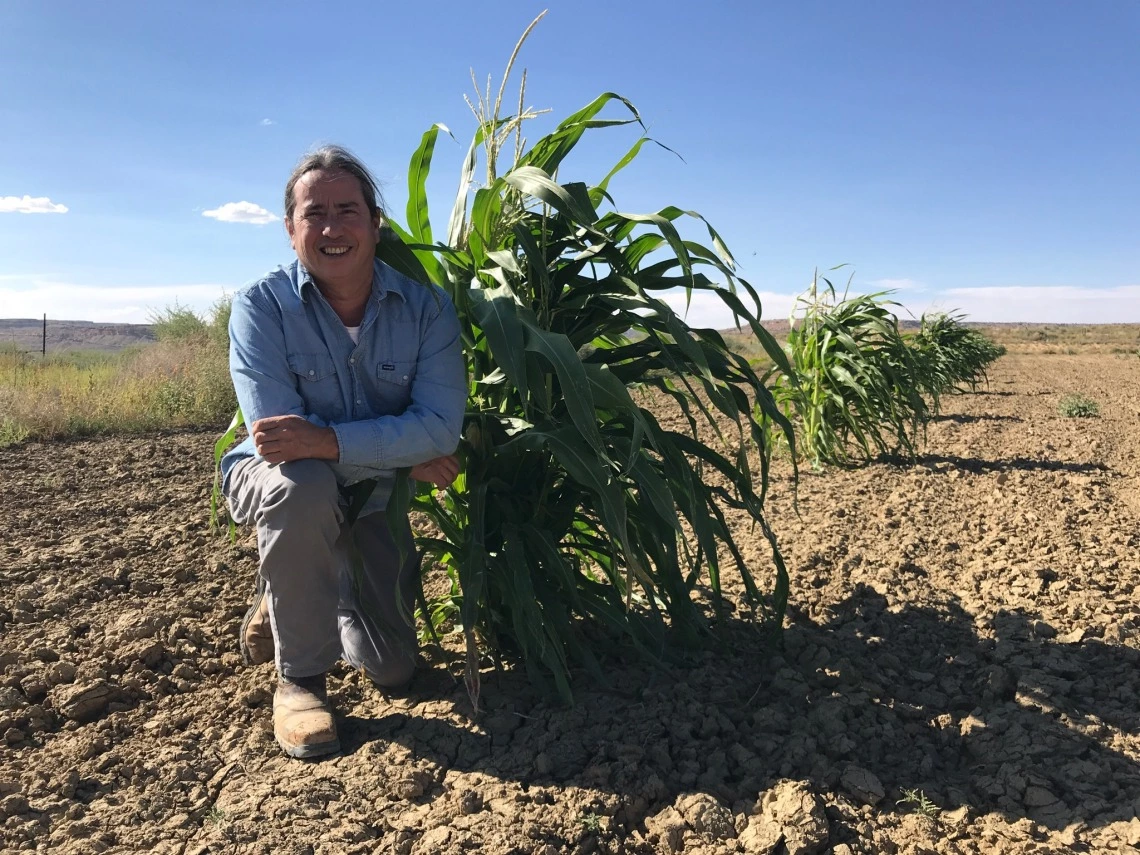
[320,246,350,256]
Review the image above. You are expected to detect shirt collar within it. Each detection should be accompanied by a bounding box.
[293,258,409,304]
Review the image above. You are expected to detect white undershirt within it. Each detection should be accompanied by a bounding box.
[345,325,360,345]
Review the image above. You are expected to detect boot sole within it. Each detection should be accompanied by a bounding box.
[277,735,341,759]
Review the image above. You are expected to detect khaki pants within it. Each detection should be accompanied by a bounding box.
[225,457,418,686]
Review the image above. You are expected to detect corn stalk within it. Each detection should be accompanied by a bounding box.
[377,16,796,703]
[767,271,928,468]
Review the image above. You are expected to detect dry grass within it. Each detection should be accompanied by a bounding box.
[971,323,1140,354]
[0,338,234,447]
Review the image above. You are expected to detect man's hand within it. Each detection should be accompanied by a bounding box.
[252,415,339,465]
[410,454,460,489]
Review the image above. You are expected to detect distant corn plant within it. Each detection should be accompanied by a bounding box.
[368,15,797,703]
[908,312,1005,414]
[766,271,928,468]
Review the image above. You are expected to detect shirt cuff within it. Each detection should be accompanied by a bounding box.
[332,419,384,469]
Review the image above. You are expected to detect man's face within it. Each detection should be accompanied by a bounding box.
[286,168,380,292]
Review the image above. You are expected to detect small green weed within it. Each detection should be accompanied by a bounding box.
[578,812,604,833]
[0,418,30,447]
[896,788,940,818]
[38,474,64,491]
[1058,394,1099,418]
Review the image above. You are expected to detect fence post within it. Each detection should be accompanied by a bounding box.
[42,314,46,356]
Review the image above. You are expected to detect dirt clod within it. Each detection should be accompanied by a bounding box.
[740,779,829,854]
[52,680,119,722]
[840,766,885,806]
[675,792,736,840]
[644,805,687,852]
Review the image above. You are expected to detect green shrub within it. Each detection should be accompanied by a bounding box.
[148,297,232,348]
[0,418,30,447]
[1058,394,1099,418]
[207,296,233,349]
[149,302,208,341]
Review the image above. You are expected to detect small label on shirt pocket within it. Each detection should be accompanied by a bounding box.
[377,359,416,387]
[287,352,337,382]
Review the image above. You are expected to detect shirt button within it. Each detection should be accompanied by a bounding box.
[349,357,355,364]
[402,374,409,381]
[308,370,315,376]
[356,399,361,405]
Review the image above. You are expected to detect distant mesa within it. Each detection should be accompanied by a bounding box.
[0,319,156,353]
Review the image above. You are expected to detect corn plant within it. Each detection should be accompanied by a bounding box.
[908,312,1005,414]
[371,19,797,704]
[766,271,928,468]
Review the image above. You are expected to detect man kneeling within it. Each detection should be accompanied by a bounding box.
[220,145,466,758]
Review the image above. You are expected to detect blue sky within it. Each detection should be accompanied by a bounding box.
[2,0,1138,325]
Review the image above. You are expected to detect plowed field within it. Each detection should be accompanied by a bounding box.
[2,351,1139,854]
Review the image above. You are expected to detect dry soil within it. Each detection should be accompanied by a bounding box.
[2,352,1139,854]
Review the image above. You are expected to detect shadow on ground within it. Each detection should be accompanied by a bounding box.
[931,413,1022,424]
[908,453,1110,475]
[330,583,1140,835]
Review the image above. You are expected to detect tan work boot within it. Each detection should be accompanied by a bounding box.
[239,578,274,666]
[273,673,340,759]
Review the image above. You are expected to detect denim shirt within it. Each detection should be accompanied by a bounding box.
[222,258,466,515]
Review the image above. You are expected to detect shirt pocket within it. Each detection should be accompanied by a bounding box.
[376,359,417,388]
[367,358,417,414]
[287,352,344,420]
[288,352,337,382]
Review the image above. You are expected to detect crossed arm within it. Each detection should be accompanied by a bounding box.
[250,414,459,488]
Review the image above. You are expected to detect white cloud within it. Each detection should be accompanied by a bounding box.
[260,118,275,126]
[202,201,278,225]
[0,277,230,323]
[656,288,800,329]
[0,195,68,214]
[919,284,1140,324]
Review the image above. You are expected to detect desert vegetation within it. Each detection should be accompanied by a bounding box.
[0,301,234,447]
